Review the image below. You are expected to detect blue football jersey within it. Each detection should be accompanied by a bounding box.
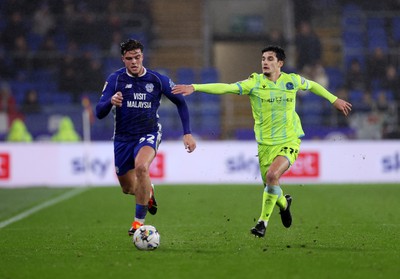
[96,67,191,141]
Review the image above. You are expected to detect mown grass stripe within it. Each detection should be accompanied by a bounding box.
[0,187,88,229]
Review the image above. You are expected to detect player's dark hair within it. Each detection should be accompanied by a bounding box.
[262,45,286,61]
[120,39,144,55]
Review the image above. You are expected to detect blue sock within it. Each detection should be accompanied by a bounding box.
[264,185,282,197]
[135,204,148,220]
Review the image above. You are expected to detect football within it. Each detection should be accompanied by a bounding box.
[132,225,160,250]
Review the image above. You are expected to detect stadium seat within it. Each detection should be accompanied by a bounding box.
[299,93,325,127]
[343,31,365,48]
[200,67,219,83]
[26,32,43,52]
[23,113,49,138]
[367,17,385,29]
[367,28,388,51]
[342,16,363,29]
[128,32,148,48]
[342,3,364,31]
[342,3,362,14]
[343,53,366,71]
[325,67,344,91]
[234,128,254,140]
[349,90,364,103]
[392,16,400,42]
[103,57,122,77]
[370,79,382,91]
[9,81,34,98]
[153,68,172,77]
[176,67,196,84]
[50,93,73,104]
[373,90,394,101]
[53,29,68,51]
[82,91,101,104]
[197,112,221,139]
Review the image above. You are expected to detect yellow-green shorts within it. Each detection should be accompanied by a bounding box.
[258,138,301,183]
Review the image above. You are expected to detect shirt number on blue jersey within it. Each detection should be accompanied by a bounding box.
[139,134,155,145]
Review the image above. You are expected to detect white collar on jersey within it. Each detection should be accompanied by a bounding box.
[126,67,147,77]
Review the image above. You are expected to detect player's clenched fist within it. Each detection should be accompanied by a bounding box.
[111,92,123,107]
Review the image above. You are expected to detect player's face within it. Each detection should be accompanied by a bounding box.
[261,51,283,76]
[122,49,144,76]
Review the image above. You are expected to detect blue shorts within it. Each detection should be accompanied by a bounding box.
[114,131,162,176]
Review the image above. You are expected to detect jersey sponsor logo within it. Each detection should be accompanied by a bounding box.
[133,93,146,100]
[264,97,294,103]
[145,83,154,93]
[283,152,319,178]
[128,92,151,108]
[127,101,152,108]
[125,84,133,89]
[0,153,10,179]
[286,82,294,90]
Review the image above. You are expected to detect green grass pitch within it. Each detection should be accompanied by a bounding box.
[0,184,399,279]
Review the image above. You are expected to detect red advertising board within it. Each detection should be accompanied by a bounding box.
[150,152,164,178]
[0,153,10,179]
[283,152,319,178]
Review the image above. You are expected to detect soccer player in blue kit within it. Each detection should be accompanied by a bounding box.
[96,39,197,235]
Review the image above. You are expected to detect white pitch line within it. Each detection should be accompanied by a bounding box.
[0,187,88,229]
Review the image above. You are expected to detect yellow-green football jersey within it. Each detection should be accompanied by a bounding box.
[193,72,337,145]
[236,72,307,145]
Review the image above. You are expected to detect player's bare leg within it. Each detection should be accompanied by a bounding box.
[118,169,137,195]
[135,146,157,215]
[126,146,156,235]
[251,156,290,237]
[118,171,142,235]
[134,146,155,207]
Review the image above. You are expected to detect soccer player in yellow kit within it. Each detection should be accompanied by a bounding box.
[172,45,352,237]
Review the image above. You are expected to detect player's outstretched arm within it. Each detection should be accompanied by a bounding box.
[172,85,195,96]
[333,98,352,116]
[183,134,196,153]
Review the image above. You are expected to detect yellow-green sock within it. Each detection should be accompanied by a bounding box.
[276,188,287,210]
[259,188,279,222]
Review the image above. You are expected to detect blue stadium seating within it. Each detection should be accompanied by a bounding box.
[53,29,68,51]
[24,113,50,138]
[176,67,196,84]
[200,67,219,83]
[153,68,172,77]
[367,17,385,29]
[342,31,365,48]
[26,32,44,52]
[392,16,400,42]
[50,93,73,104]
[325,67,344,91]
[367,27,388,50]
[373,90,394,101]
[349,90,364,103]
[299,93,325,127]
[103,57,122,78]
